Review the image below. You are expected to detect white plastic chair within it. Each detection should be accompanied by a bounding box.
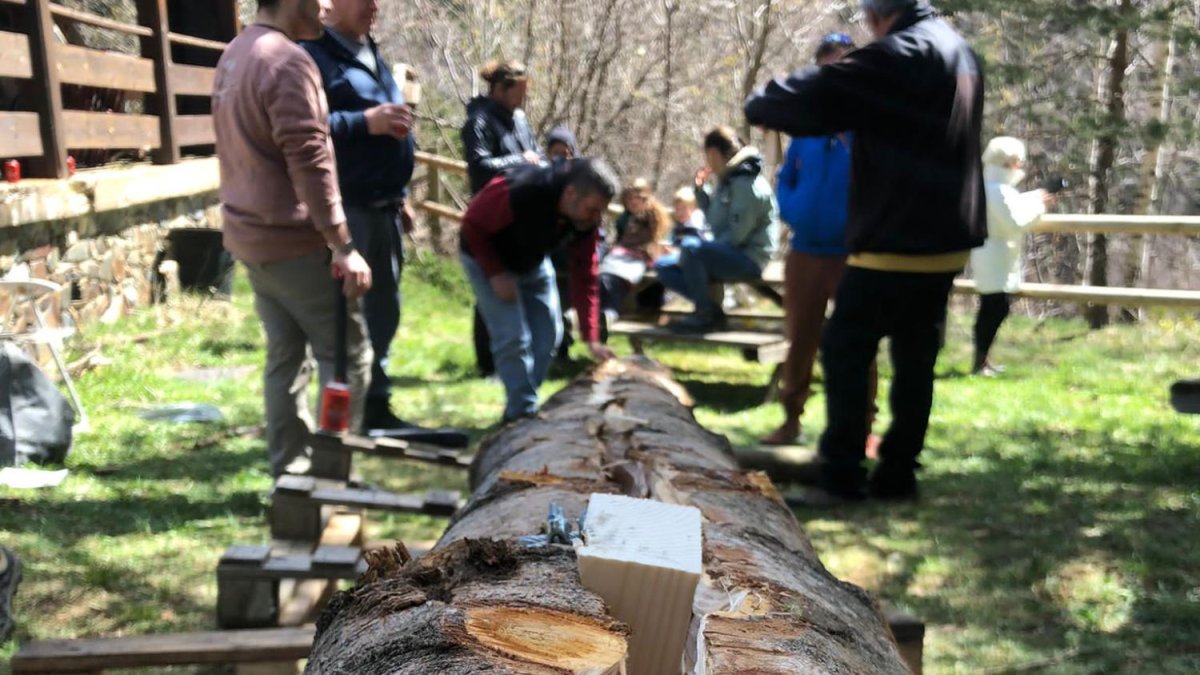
[0,279,89,431]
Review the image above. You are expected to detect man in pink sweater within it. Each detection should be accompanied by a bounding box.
[213,0,373,477]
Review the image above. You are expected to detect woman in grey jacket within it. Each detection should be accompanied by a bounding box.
[657,126,780,333]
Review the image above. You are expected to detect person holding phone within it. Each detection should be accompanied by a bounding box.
[970,136,1056,376]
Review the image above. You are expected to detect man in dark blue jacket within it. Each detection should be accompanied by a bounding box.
[304,0,465,448]
[761,33,878,451]
[746,0,986,504]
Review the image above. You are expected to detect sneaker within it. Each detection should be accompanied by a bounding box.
[868,472,919,502]
[0,547,23,643]
[363,398,470,449]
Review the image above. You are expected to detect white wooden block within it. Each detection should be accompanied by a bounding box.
[577,494,702,675]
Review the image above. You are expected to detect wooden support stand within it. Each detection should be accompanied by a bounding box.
[217,431,466,630]
[269,474,461,541]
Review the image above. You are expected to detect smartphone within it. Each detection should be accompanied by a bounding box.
[1041,176,1069,194]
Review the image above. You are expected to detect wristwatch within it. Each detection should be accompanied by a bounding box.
[330,239,356,256]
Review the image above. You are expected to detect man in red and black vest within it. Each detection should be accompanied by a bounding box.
[460,158,618,422]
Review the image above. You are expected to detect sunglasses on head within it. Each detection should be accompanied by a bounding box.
[822,33,854,46]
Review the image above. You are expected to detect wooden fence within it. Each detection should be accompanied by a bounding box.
[411,152,1200,310]
[0,0,238,178]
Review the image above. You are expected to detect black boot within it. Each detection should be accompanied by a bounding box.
[362,397,470,449]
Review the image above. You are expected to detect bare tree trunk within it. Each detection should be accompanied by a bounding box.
[1086,0,1132,330]
[307,361,910,674]
[738,0,775,141]
[651,0,678,189]
[1131,14,1177,319]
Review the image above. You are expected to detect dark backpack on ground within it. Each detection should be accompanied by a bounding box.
[0,343,74,466]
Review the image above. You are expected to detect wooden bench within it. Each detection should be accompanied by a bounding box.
[610,319,789,365]
[11,626,315,674]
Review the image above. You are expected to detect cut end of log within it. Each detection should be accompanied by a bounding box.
[464,606,627,673]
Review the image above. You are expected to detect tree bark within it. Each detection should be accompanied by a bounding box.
[308,360,909,674]
[1086,0,1133,329]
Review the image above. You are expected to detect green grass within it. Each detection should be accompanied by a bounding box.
[1,255,1197,674]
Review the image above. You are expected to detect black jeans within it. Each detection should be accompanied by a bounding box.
[973,292,1011,366]
[817,266,957,496]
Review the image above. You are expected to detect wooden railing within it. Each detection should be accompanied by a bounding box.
[411,152,1200,310]
[0,0,238,178]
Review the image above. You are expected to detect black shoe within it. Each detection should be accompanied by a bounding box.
[1171,378,1200,414]
[667,308,727,334]
[363,399,469,449]
[868,473,920,502]
[783,486,866,509]
[0,547,22,644]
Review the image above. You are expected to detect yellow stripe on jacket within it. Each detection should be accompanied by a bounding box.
[847,251,971,273]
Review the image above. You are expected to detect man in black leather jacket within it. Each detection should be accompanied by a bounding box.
[746,0,986,505]
[461,59,543,376]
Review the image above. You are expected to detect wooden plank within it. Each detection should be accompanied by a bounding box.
[953,279,1200,308]
[220,555,367,581]
[26,0,68,178]
[136,0,179,164]
[10,626,315,673]
[368,436,473,468]
[607,320,786,348]
[56,44,157,93]
[62,110,160,150]
[1034,214,1200,236]
[168,31,227,51]
[176,114,214,145]
[170,63,216,96]
[414,149,468,174]
[47,3,154,37]
[0,30,32,79]
[0,112,44,158]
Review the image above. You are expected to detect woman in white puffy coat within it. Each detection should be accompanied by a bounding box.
[971,137,1055,376]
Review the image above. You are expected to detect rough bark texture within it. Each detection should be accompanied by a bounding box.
[308,358,909,674]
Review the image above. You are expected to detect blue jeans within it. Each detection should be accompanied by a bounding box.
[461,254,563,421]
[655,237,762,313]
[345,203,404,400]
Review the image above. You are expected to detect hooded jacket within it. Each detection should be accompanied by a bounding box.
[301,29,416,206]
[461,96,541,194]
[460,162,601,342]
[777,134,852,256]
[745,2,986,269]
[697,147,781,268]
[970,165,1045,294]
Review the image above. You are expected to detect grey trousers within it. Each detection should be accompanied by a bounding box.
[243,249,373,477]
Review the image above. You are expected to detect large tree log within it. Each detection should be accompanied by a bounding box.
[307,359,910,674]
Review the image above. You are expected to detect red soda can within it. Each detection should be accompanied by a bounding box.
[4,159,19,183]
[67,156,76,176]
[319,381,352,433]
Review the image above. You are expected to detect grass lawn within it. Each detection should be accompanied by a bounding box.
[1,254,1197,674]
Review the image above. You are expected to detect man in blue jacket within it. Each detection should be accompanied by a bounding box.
[762,33,878,449]
[304,0,466,448]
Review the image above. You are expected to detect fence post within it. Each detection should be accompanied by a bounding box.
[25,0,68,178]
[425,164,444,253]
[136,0,179,165]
